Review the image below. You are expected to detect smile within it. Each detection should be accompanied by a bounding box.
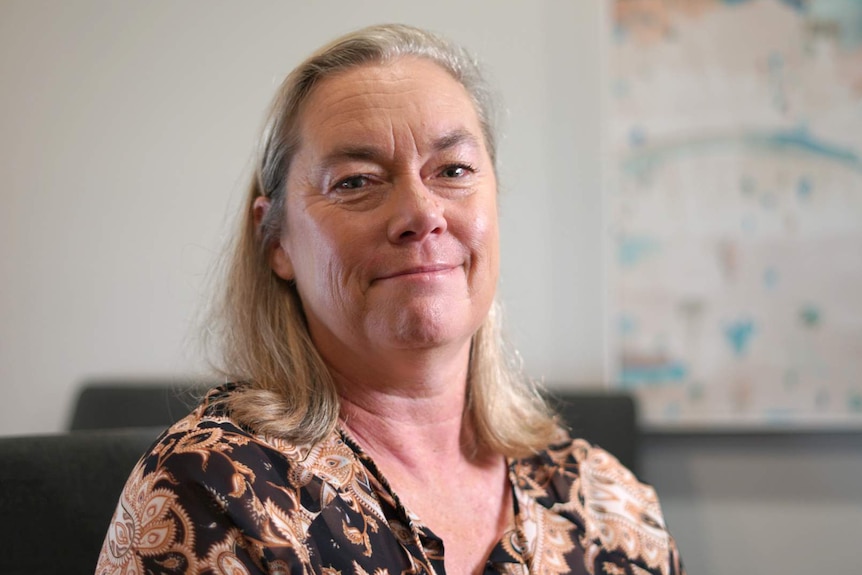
[376,264,460,282]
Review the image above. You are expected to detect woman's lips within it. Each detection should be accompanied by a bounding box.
[375,264,459,282]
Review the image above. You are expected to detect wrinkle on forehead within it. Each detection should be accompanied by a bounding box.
[297,58,483,161]
[315,129,482,173]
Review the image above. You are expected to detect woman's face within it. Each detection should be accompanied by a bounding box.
[269,57,499,364]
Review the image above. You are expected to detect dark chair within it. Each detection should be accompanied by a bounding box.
[69,380,209,431]
[549,390,639,473]
[0,428,163,575]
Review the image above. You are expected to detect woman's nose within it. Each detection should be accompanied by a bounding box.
[386,176,448,243]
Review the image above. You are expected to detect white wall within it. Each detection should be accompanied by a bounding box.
[1,2,859,574]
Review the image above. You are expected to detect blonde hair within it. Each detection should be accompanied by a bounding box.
[209,24,556,457]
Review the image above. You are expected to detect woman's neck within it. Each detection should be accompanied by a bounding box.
[315,327,484,468]
[336,367,475,472]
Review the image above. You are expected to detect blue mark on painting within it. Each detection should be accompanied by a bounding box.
[620,362,688,389]
[796,176,813,200]
[719,0,807,12]
[766,126,860,164]
[629,127,647,148]
[621,126,862,178]
[724,319,756,357]
[619,315,637,337]
[799,304,822,328]
[719,0,806,10]
[619,236,659,267]
[779,0,808,13]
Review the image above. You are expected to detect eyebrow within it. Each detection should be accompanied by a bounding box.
[430,129,481,153]
[318,129,481,170]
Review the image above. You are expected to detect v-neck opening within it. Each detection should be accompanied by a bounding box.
[336,426,525,573]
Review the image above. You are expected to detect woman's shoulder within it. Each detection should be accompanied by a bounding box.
[511,432,685,575]
[140,383,343,481]
[97,384,356,575]
[540,434,656,508]
[135,383,386,504]
[512,431,645,495]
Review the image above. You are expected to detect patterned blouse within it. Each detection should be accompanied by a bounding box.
[96,385,684,575]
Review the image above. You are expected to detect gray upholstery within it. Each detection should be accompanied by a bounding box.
[549,391,639,473]
[69,381,207,431]
[0,428,162,575]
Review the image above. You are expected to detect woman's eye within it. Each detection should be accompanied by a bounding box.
[440,164,474,178]
[335,175,369,190]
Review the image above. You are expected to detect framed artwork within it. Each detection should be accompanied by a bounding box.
[607,0,862,429]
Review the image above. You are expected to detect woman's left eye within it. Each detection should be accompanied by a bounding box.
[439,164,474,178]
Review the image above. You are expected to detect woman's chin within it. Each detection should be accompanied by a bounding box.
[371,303,477,351]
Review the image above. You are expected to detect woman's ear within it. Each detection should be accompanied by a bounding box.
[253,196,294,281]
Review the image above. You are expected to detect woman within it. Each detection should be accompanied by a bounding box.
[96,24,684,575]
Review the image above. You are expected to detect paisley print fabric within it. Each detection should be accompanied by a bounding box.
[96,385,684,575]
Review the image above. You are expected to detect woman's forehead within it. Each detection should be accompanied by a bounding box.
[296,57,484,155]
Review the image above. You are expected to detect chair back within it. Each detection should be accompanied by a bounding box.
[69,380,206,430]
[0,428,161,575]
[550,390,639,473]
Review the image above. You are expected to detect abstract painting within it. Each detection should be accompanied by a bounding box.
[608,0,862,428]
